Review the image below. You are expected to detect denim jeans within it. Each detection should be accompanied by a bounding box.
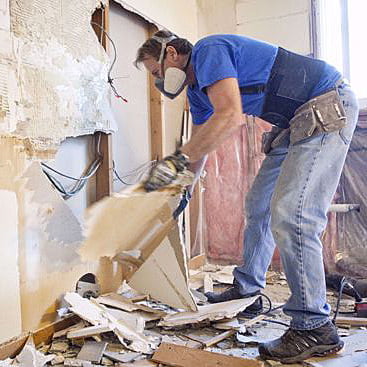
[234,84,359,330]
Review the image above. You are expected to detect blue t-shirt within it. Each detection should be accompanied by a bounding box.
[187,34,341,125]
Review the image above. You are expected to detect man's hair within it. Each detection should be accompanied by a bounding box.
[134,30,193,68]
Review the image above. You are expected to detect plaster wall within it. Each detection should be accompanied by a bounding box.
[109,3,150,192]
[236,0,311,54]
[51,136,97,221]
[115,2,196,157]
[115,0,198,41]
[197,0,237,37]
[0,0,123,338]
[0,190,21,343]
[0,0,201,340]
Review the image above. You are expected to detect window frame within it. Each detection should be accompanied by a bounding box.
[311,0,367,109]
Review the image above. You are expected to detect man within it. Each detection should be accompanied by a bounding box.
[134,31,359,363]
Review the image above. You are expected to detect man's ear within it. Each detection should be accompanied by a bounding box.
[166,45,179,61]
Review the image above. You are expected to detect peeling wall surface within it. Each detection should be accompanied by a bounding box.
[0,0,201,342]
[0,137,122,334]
[0,0,122,339]
[0,0,115,153]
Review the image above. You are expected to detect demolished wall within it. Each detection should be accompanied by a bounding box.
[0,0,115,153]
[0,0,201,343]
[0,0,120,342]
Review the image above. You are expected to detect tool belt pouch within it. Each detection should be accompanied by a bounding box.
[289,89,347,145]
[261,126,289,154]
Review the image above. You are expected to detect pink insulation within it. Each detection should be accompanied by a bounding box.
[203,117,270,264]
[202,112,367,277]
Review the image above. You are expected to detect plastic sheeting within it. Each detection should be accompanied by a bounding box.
[203,112,367,276]
[332,112,367,277]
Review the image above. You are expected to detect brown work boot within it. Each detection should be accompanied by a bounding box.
[259,320,344,364]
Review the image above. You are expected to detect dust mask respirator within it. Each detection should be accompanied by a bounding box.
[152,35,190,99]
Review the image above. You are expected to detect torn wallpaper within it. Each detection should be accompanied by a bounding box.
[0,0,115,154]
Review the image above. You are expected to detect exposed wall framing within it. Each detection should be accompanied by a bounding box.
[92,4,113,200]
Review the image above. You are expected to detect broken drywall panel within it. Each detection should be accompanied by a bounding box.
[0,138,122,332]
[104,308,145,334]
[77,341,107,363]
[96,293,165,315]
[0,189,22,344]
[80,185,181,262]
[64,293,155,354]
[158,297,259,327]
[128,237,197,311]
[167,221,190,285]
[0,0,116,154]
[67,325,112,340]
[16,337,55,367]
[19,257,122,331]
[64,292,108,326]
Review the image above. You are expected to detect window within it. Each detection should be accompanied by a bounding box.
[315,0,367,107]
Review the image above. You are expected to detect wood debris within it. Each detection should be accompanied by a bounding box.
[335,316,367,326]
[53,322,86,339]
[152,343,264,367]
[3,269,366,367]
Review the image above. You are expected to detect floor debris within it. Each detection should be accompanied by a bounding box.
[158,296,259,327]
[16,337,55,367]
[77,341,107,363]
[152,343,264,367]
[64,293,155,354]
[4,267,366,367]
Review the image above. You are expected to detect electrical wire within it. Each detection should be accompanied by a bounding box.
[259,293,273,315]
[112,159,156,185]
[332,276,363,323]
[90,21,128,103]
[333,277,348,323]
[41,134,102,199]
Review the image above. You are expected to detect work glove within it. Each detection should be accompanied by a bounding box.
[144,150,189,192]
[173,189,192,219]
